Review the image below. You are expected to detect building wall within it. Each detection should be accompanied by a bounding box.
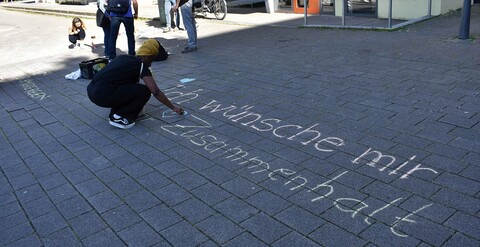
[377,0,465,19]
[334,0,467,20]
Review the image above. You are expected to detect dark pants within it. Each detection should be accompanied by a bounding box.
[87,82,151,122]
[102,25,111,57]
[108,16,135,59]
[68,28,86,44]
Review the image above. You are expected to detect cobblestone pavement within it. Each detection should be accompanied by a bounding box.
[0,2,479,246]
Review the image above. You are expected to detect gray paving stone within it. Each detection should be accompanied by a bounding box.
[361,181,412,202]
[460,165,480,181]
[271,231,319,247]
[154,159,188,177]
[391,176,441,197]
[299,157,342,177]
[86,190,123,214]
[443,233,480,247]
[64,167,95,185]
[214,196,259,223]
[137,172,171,191]
[55,157,84,174]
[108,176,144,198]
[274,205,324,235]
[396,217,454,246]
[309,223,367,247]
[416,128,453,144]
[96,166,127,184]
[221,176,261,199]
[359,222,420,247]
[439,114,478,128]
[102,205,142,232]
[8,172,37,191]
[160,221,209,247]
[138,150,170,167]
[153,183,192,206]
[196,240,218,247]
[120,160,156,178]
[29,162,58,179]
[41,227,82,247]
[22,196,56,219]
[445,211,480,240]
[0,211,28,233]
[69,211,108,240]
[246,190,291,215]
[171,170,208,191]
[140,204,182,232]
[178,153,216,171]
[450,137,480,153]
[15,183,46,204]
[223,232,268,247]
[432,188,480,214]
[200,165,237,185]
[424,142,468,160]
[4,234,42,247]
[75,178,108,198]
[273,147,312,165]
[82,228,126,247]
[124,189,162,213]
[0,222,34,246]
[196,214,243,244]
[46,182,79,204]
[38,172,68,191]
[56,195,92,220]
[109,152,141,168]
[434,172,480,196]
[191,183,231,206]
[46,149,74,164]
[31,210,67,237]
[118,221,164,246]
[240,213,291,244]
[174,197,215,224]
[399,195,455,224]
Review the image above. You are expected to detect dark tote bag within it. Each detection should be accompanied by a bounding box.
[96,8,110,27]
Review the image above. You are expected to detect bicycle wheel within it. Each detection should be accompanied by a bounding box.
[213,0,227,20]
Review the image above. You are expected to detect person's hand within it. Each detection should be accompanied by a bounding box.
[173,106,184,115]
[133,13,138,19]
[172,5,178,12]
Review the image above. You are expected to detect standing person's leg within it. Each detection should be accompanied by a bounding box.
[108,17,121,59]
[175,9,182,30]
[123,17,136,56]
[102,25,111,57]
[170,0,176,28]
[164,0,172,32]
[180,0,197,52]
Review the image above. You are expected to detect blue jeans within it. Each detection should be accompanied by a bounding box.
[108,16,135,59]
[164,0,181,28]
[102,25,111,57]
[180,0,197,48]
[165,0,173,27]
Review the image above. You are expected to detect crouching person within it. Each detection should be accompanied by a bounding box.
[87,39,183,129]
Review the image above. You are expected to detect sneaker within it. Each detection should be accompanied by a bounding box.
[109,114,135,129]
[163,27,172,33]
[181,46,197,53]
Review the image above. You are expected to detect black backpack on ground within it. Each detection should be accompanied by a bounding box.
[107,0,130,14]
